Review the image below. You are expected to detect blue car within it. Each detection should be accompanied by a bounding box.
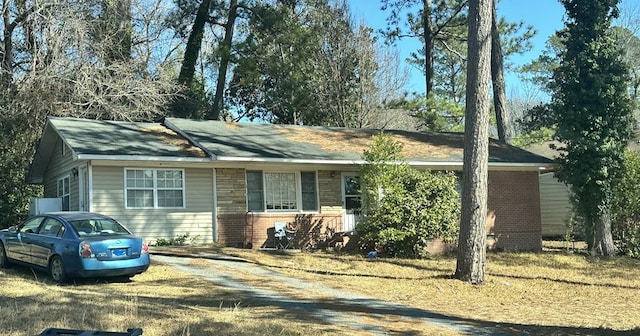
[0,212,150,283]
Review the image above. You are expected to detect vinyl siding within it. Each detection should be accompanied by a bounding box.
[90,166,215,244]
[539,173,572,237]
[42,138,78,210]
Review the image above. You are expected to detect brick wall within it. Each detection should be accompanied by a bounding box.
[216,168,247,215]
[218,212,344,249]
[488,171,542,251]
[318,170,342,214]
[215,169,345,249]
[214,168,543,252]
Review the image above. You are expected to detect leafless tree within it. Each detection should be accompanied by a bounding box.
[3,0,179,123]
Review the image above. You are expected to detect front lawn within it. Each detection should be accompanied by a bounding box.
[224,243,640,335]
[0,263,337,336]
[2,242,640,335]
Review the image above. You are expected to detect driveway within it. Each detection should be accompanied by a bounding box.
[151,252,503,336]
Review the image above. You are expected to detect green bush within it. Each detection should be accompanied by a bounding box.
[357,133,460,258]
[611,151,640,257]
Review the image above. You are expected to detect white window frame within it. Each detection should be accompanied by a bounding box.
[124,168,186,209]
[57,175,70,211]
[246,170,319,213]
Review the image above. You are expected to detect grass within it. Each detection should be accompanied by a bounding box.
[0,263,341,336]
[221,243,640,335]
[2,242,640,335]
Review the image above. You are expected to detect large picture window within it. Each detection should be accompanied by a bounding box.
[246,171,318,212]
[57,176,70,211]
[125,169,184,209]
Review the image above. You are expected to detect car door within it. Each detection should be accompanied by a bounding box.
[29,218,66,268]
[4,217,45,264]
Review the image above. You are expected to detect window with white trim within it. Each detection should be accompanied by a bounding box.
[246,171,318,212]
[125,169,184,208]
[57,176,70,211]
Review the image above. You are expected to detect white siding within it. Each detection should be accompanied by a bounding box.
[539,173,572,237]
[42,138,78,210]
[91,166,215,244]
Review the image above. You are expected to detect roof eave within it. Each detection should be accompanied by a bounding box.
[76,154,211,162]
[215,156,555,170]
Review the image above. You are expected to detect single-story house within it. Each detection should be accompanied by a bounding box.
[29,117,554,251]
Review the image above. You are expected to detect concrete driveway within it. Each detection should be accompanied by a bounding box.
[151,252,503,336]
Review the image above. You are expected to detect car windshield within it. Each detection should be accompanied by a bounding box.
[70,218,130,236]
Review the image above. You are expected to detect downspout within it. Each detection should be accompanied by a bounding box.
[212,168,218,243]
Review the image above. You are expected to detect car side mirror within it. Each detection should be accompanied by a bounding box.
[8,226,17,233]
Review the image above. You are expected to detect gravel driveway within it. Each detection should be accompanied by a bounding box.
[151,253,503,336]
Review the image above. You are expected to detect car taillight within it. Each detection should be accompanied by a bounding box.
[142,240,149,254]
[79,242,94,258]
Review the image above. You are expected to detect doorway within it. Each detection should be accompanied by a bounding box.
[341,173,362,232]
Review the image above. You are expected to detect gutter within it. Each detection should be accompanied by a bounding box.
[76,154,211,162]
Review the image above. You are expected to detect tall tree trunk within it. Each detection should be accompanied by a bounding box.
[1,0,14,88]
[178,0,211,86]
[593,208,617,256]
[455,0,492,284]
[423,0,434,97]
[210,0,238,120]
[490,0,510,143]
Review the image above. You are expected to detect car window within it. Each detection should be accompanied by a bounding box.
[40,218,66,238]
[70,218,130,236]
[20,217,45,234]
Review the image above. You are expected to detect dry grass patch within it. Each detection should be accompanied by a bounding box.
[0,263,347,336]
[223,248,640,334]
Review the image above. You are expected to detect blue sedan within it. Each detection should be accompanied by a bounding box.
[0,212,150,283]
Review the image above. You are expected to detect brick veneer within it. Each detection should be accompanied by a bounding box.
[487,171,542,251]
[214,168,543,252]
[217,212,344,249]
[215,169,345,249]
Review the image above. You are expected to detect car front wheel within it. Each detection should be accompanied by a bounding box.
[0,243,8,269]
[49,256,67,284]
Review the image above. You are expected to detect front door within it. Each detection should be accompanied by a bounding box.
[342,174,362,232]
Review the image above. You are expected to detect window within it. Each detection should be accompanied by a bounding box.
[265,172,297,210]
[301,172,318,211]
[41,218,66,237]
[57,176,70,211]
[246,171,318,212]
[125,169,184,208]
[21,217,45,234]
[246,171,264,211]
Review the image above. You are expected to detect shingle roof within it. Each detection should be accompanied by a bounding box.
[49,117,206,158]
[164,118,553,165]
[29,117,553,183]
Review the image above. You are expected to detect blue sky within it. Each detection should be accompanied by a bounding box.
[347,0,566,94]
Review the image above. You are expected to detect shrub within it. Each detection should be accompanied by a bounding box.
[611,151,640,257]
[357,133,460,258]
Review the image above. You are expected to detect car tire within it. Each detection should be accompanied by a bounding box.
[49,256,67,284]
[0,243,9,269]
